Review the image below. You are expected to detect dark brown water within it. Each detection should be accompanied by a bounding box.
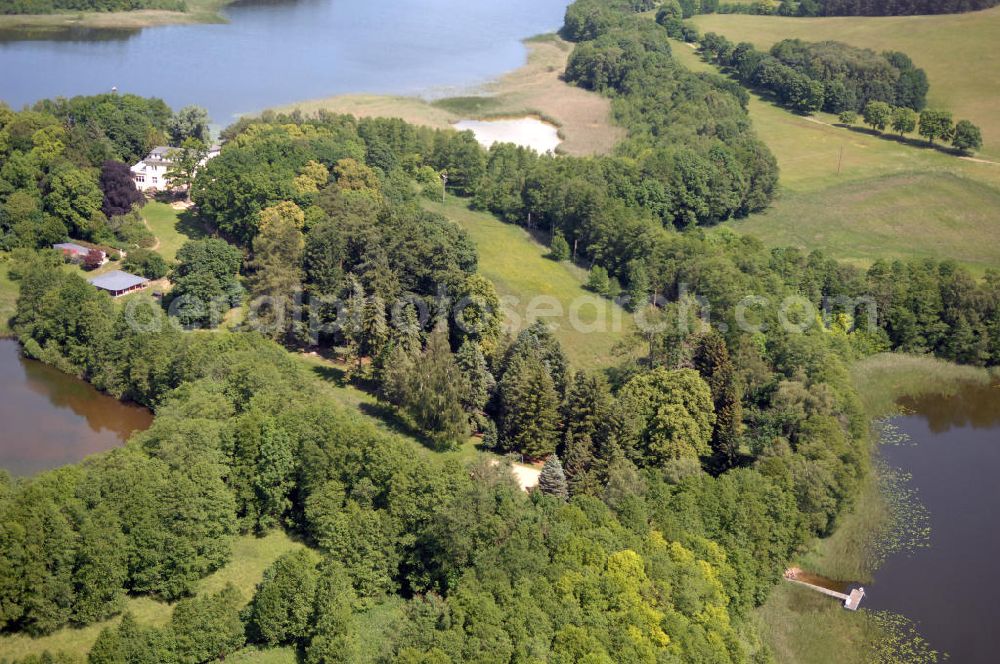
[869,379,1000,662]
[0,339,152,476]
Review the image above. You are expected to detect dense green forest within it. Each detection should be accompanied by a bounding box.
[2,0,1000,662]
[1,0,186,15]
[700,37,929,114]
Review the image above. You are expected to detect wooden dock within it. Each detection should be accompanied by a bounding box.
[784,569,865,611]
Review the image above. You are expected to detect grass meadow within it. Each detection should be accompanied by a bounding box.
[141,201,194,263]
[424,196,636,370]
[668,39,1000,274]
[692,6,1000,159]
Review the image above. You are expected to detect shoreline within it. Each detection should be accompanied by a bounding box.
[759,353,994,662]
[0,0,234,33]
[271,34,624,158]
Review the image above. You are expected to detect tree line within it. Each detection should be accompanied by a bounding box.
[698,35,929,115]
[1,0,185,15]
[710,0,1000,17]
[796,0,1000,16]
[840,103,983,152]
[697,34,984,152]
[561,0,780,229]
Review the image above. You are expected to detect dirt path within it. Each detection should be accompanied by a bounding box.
[142,215,161,252]
[800,115,1000,165]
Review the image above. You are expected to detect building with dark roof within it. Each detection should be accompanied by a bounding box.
[88,270,149,297]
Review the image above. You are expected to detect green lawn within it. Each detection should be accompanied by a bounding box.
[142,201,195,263]
[692,6,1000,159]
[667,40,1000,275]
[756,582,877,664]
[0,530,304,661]
[729,172,1000,274]
[424,197,635,370]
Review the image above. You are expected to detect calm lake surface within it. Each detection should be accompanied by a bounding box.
[0,0,570,124]
[0,339,152,476]
[869,380,1000,662]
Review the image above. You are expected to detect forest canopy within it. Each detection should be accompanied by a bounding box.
[698,35,928,114]
[2,0,1000,660]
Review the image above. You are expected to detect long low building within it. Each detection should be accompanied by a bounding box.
[88,270,149,297]
[53,242,107,265]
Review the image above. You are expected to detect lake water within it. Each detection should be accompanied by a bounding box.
[0,0,570,125]
[868,379,1000,662]
[0,339,153,476]
[454,117,561,153]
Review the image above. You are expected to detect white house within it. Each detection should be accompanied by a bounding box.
[130,143,221,192]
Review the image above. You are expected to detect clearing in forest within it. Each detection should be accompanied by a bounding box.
[425,197,636,370]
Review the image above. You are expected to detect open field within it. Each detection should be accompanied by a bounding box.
[732,171,1000,274]
[227,646,297,663]
[0,0,232,32]
[692,7,1000,159]
[0,530,303,661]
[424,196,635,370]
[276,35,624,157]
[668,40,1000,274]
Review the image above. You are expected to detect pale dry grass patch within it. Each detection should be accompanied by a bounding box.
[276,36,624,157]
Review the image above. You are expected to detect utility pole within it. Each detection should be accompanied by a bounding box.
[837,144,844,176]
[441,172,448,203]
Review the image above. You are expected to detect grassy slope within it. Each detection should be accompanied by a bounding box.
[668,41,1000,274]
[277,36,624,157]
[0,530,304,661]
[0,254,16,336]
[692,7,1000,159]
[424,196,635,370]
[0,0,232,32]
[141,201,189,263]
